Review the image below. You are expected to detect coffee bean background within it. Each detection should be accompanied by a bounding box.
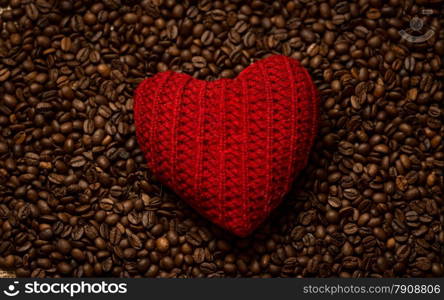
[0,0,443,278]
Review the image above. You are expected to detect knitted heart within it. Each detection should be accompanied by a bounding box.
[134,55,318,237]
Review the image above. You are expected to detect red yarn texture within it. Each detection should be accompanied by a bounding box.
[134,55,319,237]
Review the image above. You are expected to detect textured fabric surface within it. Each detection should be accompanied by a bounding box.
[134,55,319,237]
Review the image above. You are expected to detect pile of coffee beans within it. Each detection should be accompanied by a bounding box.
[0,0,443,278]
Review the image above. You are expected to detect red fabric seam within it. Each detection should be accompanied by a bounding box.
[258,62,273,216]
[194,82,207,208]
[171,77,191,186]
[240,78,249,232]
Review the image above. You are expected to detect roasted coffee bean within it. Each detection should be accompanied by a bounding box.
[56,239,72,255]
[60,37,72,52]
[0,68,11,81]
[201,30,214,46]
[155,237,170,253]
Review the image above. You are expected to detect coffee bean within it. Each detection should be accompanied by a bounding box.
[57,239,72,255]
[327,197,341,208]
[300,29,316,43]
[201,30,214,46]
[70,156,86,168]
[25,3,39,20]
[57,262,73,275]
[192,56,207,69]
[61,37,72,52]
[123,13,138,24]
[83,12,97,25]
[343,223,358,235]
[155,237,170,252]
[39,229,53,240]
[0,142,8,154]
[325,210,339,223]
[0,68,11,82]
[97,64,111,77]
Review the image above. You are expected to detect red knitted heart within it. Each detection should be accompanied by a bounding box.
[134,55,318,237]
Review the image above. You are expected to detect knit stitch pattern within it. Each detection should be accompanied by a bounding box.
[134,55,319,237]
